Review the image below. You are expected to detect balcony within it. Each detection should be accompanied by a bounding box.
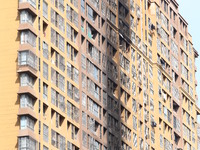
[51,130,66,150]
[18,50,37,70]
[88,0,99,10]
[66,5,78,27]
[18,24,36,36]
[119,2,129,24]
[20,94,34,109]
[20,115,35,131]
[20,31,37,48]
[18,107,37,119]
[20,10,34,25]
[173,116,181,133]
[18,0,37,15]
[106,25,118,47]
[18,136,37,150]
[18,65,37,78]
[87,41,101,65]
[51,91,66,114]
[119,19,130,40]
[18,129,36,140]
[18,86,37,99]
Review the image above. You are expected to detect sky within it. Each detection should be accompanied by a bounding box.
[177,0,200,113]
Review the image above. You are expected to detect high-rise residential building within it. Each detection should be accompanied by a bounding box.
[0,0,200,149]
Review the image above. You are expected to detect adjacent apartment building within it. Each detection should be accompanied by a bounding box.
[0,0,200,149]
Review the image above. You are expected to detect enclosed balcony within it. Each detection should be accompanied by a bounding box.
[20,31,36,48]
[20,94,34,109]
[87,23,98,42]
[20,115,35,131]
[87,4,99,27]
[119,19,130,40]
[20,10,34,25]
[119,2,129,24]
[18,50,37,77]
[106,25,118,47]
[18,136,37,150]
[19,0,36,8]
[18,50,37,70]
[18,0,37,16]
[87,41,101,65]
[18,94,36,119]
[18,73,37,99]
[66,5,78,27]
[20,73,34,88]
[88,0,99,10]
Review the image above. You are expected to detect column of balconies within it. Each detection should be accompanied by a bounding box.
[17,0,38,149]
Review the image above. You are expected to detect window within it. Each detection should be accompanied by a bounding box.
[87,78,101,101]
[87,5,95,22]
[163,0,168,14]
[19,0,36,8]
[66,5,78,27]
[67,62,79,84]
[51,88,65,112]
[20,94,33,109]
[43,1,48,19]
[20,73,34,87]
[133,115,137,130]
[51,129,66,150]
[87,41,101,65]
[67,141,79,150]
[58,0,64,12]
[43,62,48,80]
[59,35,65,52]
[20,10,33,25]
[182,50,188,65]
[43,83,48,100]
[81,0,85,13]
[43,124,48,142]
[159,102,162,114]
[51,28,65,52]
[88,97,101,119]
[67,43,78,63]
[87,59,101,82]
[66,23,78,43]
[43,42,49,59]
[20,116,34,130]
[67,81,80,103]
[20,31,36,47]
[18,136,36,150]
[133,132,137,147]
[67,101,79,122]
[150,98,154,111]
[70,123,78,140]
